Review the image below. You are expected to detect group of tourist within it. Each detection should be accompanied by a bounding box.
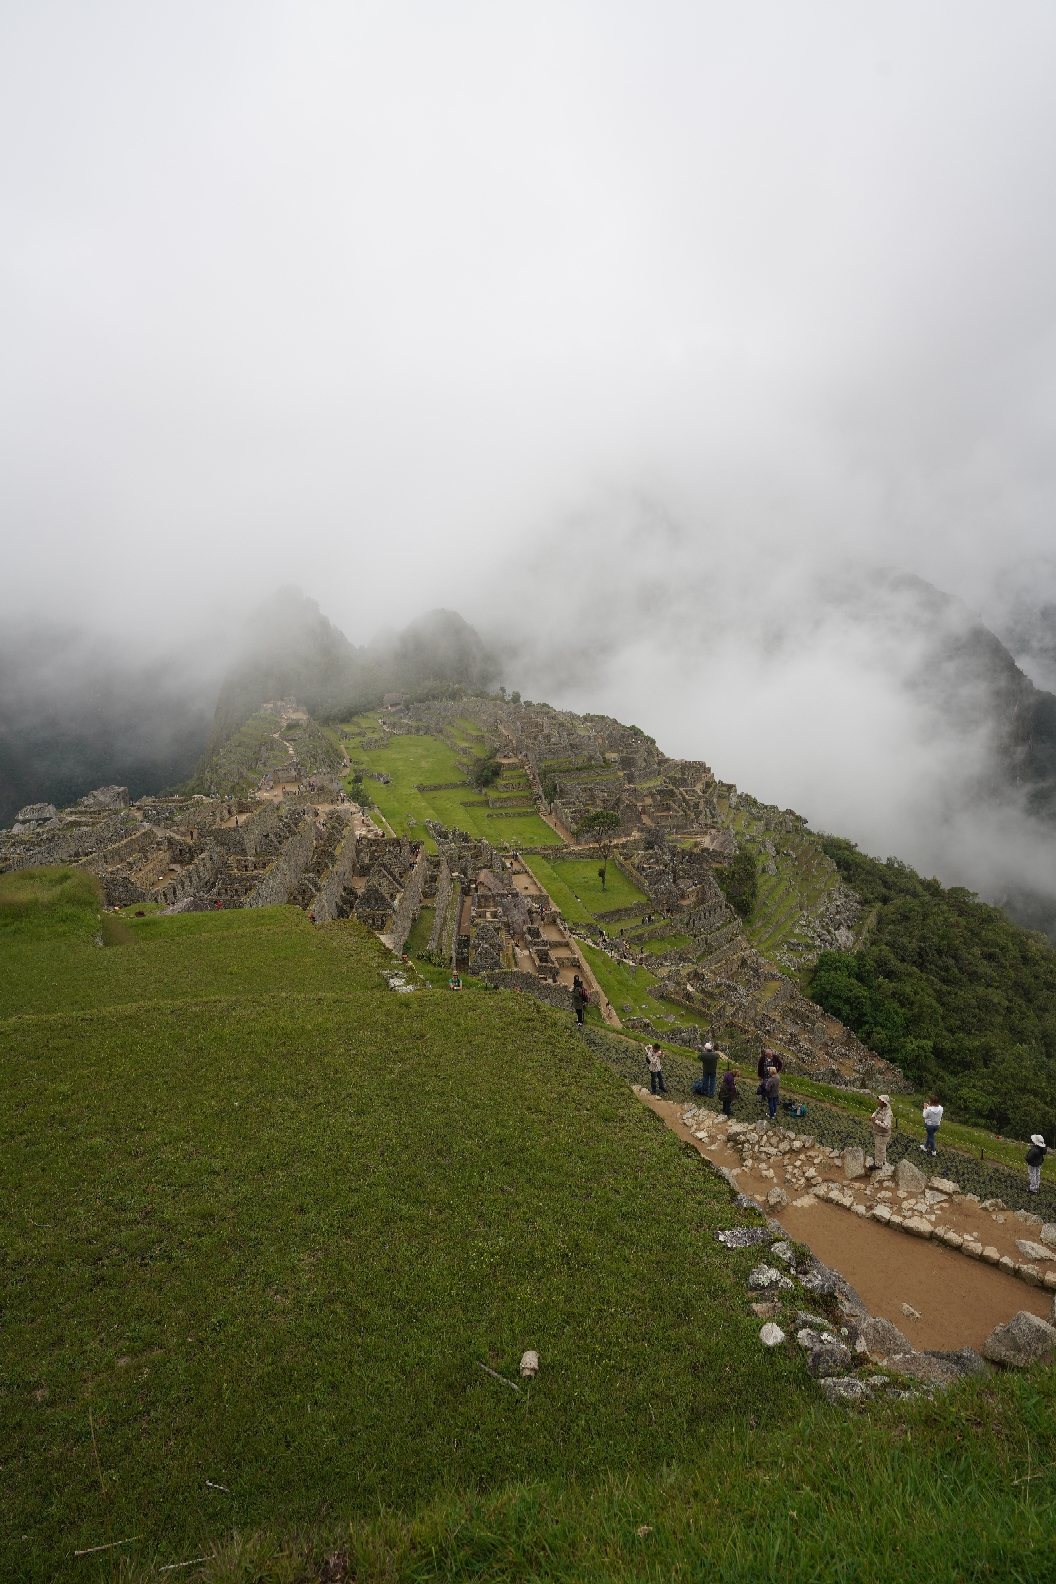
[641,1037,1050,1192]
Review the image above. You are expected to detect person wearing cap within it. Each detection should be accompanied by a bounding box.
[1026,1134,1047,1194]
[869,1094,894,1170]
[700,1039,719,1098]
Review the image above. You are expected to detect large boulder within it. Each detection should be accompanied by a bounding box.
[1041,1223,1056,1248]
[807,1342,854,1378]
[981,1311,1056,1368]
[856,1315,911,1359]
[884,1351,963,1386]
[895,1158,926,1194]
[842,1146,866,1180]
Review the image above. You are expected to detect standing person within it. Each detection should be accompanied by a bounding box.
[869,1094,894,1170]
[1027,1134,1047,1194]
[647,1043,668,1096]
[572,976,589,1026]
[719,1066,739,1117]
[700,1040,719,1098]
[920,1096,943,1157]
[765,1066,780,1120]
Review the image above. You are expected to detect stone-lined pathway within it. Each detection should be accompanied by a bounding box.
[638,1092,1056,1355]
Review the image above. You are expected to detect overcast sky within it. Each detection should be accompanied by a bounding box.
[4,3,1056,887]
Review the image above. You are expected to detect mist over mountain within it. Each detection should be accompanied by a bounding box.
[0,623,220,825]
[0,592,501,824]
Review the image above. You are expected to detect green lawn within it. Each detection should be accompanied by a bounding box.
[547,859,648,918]
[340,725,561,849]
[6,872,1056,1581]
[1,876,807,1579]
[577,941,660,1019]
[519,856,594,924]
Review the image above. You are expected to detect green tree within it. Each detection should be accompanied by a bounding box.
[470,753,501,790]
[541,776,560,811]
[716,849,758,920]
[575,809,622,888]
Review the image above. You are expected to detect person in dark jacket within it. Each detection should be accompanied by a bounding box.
[572,976,589,1025]
[719,1066,739,1117]
[1027,1134,1047,1194]
[700,1040,719,1098]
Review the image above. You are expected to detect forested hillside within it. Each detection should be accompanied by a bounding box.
[809,837,1056,1142]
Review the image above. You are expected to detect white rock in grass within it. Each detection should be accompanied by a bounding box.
[519,1350,539,1379]
[760,1323,786,1347]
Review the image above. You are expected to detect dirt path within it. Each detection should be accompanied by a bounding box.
[637,1093,1054,1353]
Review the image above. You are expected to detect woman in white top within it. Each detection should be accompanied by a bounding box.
[920,1096,943,1157]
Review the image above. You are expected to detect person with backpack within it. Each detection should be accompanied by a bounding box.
[572,976,589,1025]
[700,1040,719,1098]
[764,1066,780,1120]
[719,1066,739,1117]
[868,1094,894,1170]
[920,1096,943,1157]
[646,1043,668,1096]
[1027,1134,1047,1194]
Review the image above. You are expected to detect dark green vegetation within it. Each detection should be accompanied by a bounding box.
[715,847,758,920]
[810,838,1056,1144]
[2,874,801,1579]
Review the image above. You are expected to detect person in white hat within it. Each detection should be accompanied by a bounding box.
[1026,1134,1047,1194]
[868,1094,894,1170]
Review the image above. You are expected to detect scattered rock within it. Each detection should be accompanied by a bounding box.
[519,1350,539,1379]
[895,1159,926,1194]
[807,1343,854,1378]
[930,1178,961,1195]
[842,1146,866,1180]
[1041,1223,1056,1248]
[716,1227,771,1250]
[750,1301,781,1318]
[962,1241,983,1259]
[900,1303,921,1321]
[760,1323,786,1347]
[769,1241,795,1265]
[794,1310,833,1332]
[981,1310,1056,1368]
[902,1216,933,1239]
[1014,1209,1043,1227]
[748,1264,795,1291]
[857,1316,912,1358]
[766,1187,790,1209]
[1017,1264,1043,1287]
[1016,1239,1052,1262]
[819,1377,872,1404]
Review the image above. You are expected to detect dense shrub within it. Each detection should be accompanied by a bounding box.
[809,838,1056,1141]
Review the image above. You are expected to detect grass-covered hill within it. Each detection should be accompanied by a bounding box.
[808,838,1056,1146]
[4,870,1056,1580]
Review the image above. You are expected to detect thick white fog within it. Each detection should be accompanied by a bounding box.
[3,2,1056,893]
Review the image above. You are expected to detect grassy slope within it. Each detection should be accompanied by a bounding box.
[2,889,803,1578]
[338,719,561,848]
